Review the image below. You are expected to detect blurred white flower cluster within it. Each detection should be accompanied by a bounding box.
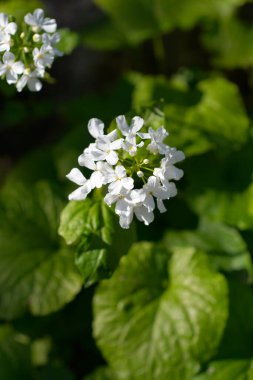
[67,115,185,229]
[0,9,62,92]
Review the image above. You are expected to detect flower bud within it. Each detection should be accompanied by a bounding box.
[137,171,144,178]
[143,159,149,164]
[33,33,41,43]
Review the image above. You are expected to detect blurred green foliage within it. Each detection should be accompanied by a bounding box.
[1,0,253,379]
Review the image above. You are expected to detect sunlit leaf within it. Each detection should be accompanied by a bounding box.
[59,198,136,287]
[164,219,252,274]
[94,242,228,379]
[0,325,32,380]
[193,359,253,379]
[0,181,82,319]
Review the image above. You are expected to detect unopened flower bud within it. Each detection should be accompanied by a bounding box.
[137,171,144,178]
[32,26,40,33]
[143,159,149,164]
[23,46,29,53]
[33,33,41,43]
[20,32,25,39]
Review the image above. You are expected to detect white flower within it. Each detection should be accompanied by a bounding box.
[116,115,144,139]
[0,13,17,35]
[66,115,185,229]
[104,187,129,207]
[89,135,123,165]
[115,189,154,229]
[42,32,63,56]
[116,115,145,156]
[16,67,44,92]
[146,127,169,154]
[122,135,144,157]
[66,168,92,200]
[24,8,57,33]
[87,118,118,141]
[0,31,11,52]
[0,51,24,84]
[108,165,134,194]
[33,45,55,68]
[154,149,184,184]
[77,157,114,188]
[143,176,177,213]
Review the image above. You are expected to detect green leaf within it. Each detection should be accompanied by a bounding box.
[57,29,80,55]
[202,18,253,69]
[36,365,75,380]
[93,242,228,380]
[188,183,253,231]
[130,74,250,156]
[59,198,136,287]
[164,219,252,274]
[165,77,250,155]
[84,367,115,380]
[84,0,243,49]
[0,0,42,21]
[0,325,32,380]
[218,280,253,359]
[193,359,253,379]
[0,181,82,319]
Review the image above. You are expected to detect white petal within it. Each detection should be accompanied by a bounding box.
[130,116,144,135]
[16,75,28,92]
[89,148,107,161]
[116,115,129,136]
[131,116,144,134]
[165,166,184,181]
[0,63,6,75]
[3,51,14,63]
[135,206,154,225]
[106,151,118,165]
[13,61,24,74]
[66,168,86,186]
[115,165,126,178]
[88,118,104,138]
[0,13,8,27]
[107,129,118,142]
[0,42,10,52]
[108,180,122,195]
[115,199,130,215]
[157,199,167,213]
[119,211,133,229]
[5,22,17,35]
[96,136,110,151]
[90,171,104,188]
[42,18,57,33]
[138,132,150,139]
[68,184,91,201]
[143,194,155,212]
[167,182,177,197]
[104,192,119,206]
[110,138,123,150]
[121,177,134,190]
[27,77,42,92]
[24,13,36,26]
[129,189,146,204]
[34,9,45,22]
[166,148,185,164]
[6,71,17,84]
[78,154,96,170]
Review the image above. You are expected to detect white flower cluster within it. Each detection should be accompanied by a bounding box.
[0,9,62,92]
[67,115,185,229]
